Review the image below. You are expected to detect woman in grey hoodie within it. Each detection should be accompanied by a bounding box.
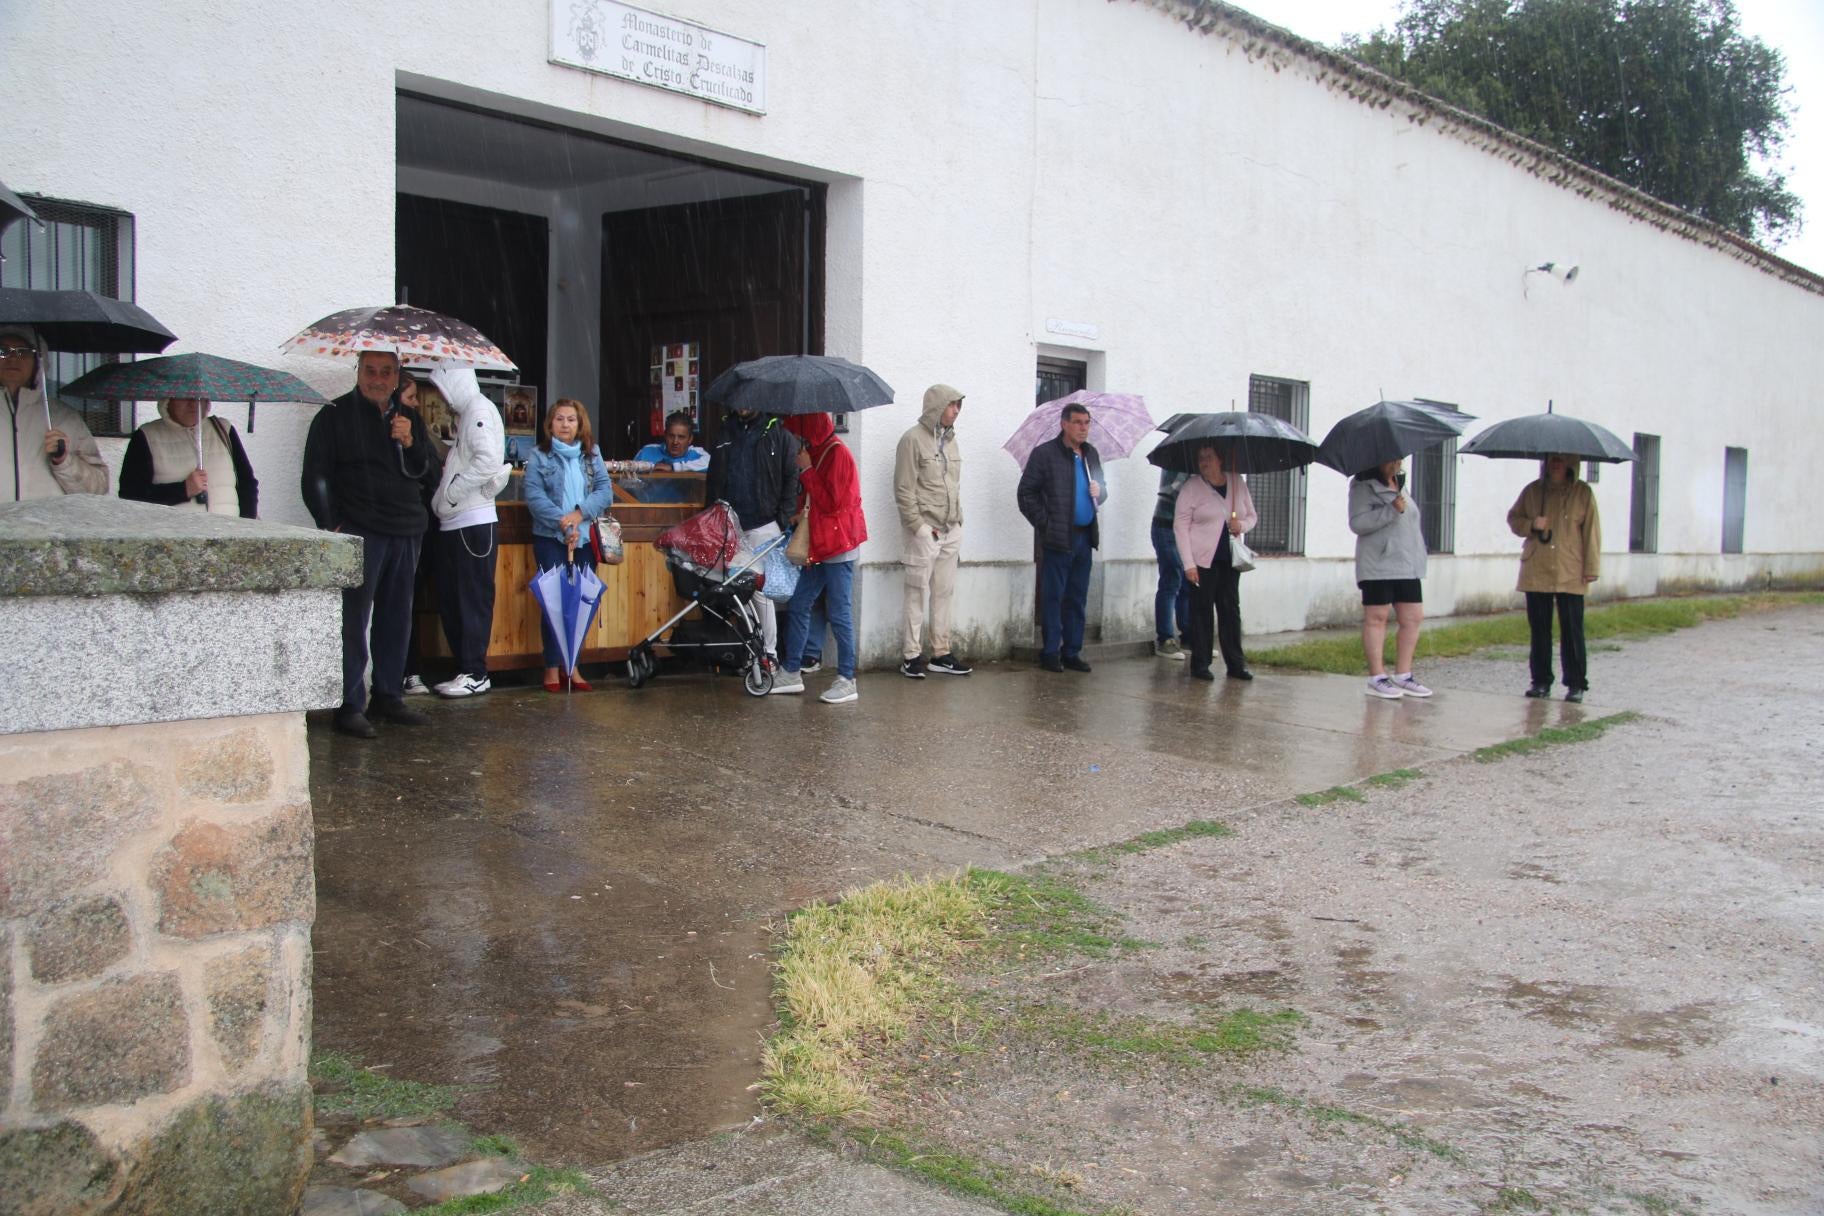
[1348,459,1431,700]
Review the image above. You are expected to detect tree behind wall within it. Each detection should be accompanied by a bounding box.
[1341,0,1801,246]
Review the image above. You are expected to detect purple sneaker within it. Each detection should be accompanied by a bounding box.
[1391,674,1433,698]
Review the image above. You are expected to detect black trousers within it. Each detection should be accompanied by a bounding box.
[343,529,421,710]
[1526,591,1587,691]
[1186,562,1245,675]
[436,523,499,679]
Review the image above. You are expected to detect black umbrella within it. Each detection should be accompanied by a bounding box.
[1146,411,1319,475]
[0,288,177,353]
[1156,411,1197,434]
[0,181,41,238]
[704,355,894,415]
[1460,403,1636,463]
[1315,399,1474,475]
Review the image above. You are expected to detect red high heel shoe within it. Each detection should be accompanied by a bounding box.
[568,673,593,692]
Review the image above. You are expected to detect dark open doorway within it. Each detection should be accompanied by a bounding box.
[600,189,822,456]
[396,193,549,394]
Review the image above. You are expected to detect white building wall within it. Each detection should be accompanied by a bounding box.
[7,0,1821,660]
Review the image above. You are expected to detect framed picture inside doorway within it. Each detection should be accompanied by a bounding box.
[501,385,539,436]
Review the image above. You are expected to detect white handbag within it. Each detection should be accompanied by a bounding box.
[1228,531,1256,574]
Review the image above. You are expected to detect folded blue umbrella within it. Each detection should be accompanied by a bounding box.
[529,556,606,690]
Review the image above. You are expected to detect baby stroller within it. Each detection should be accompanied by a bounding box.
[626,502,786,697]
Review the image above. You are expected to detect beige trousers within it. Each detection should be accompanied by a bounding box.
[901,523,962,659]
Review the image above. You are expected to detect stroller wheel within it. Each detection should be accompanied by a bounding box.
[627,645,657,689]
[743,661,773,698]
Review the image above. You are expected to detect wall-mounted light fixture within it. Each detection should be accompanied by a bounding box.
[1523,260,1581,296]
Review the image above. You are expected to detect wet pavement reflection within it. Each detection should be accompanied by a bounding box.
[308,657,1583,1163]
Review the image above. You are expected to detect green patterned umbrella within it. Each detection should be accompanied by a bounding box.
[61,351,330,433]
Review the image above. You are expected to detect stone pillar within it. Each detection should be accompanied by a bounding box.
[0,496,358,1215]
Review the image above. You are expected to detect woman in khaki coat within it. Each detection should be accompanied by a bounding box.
[1507,454,1600,701]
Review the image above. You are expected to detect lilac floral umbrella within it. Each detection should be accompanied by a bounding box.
[281,304,516,371]
[1002,390,1155,468]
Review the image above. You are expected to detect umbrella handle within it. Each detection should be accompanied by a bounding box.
[43,397,64,461]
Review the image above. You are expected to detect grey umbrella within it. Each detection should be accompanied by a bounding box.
[1460,402,1637,463]
[1315,399,1475,474]
[703,355,894,415]
[1147,411,1319,475]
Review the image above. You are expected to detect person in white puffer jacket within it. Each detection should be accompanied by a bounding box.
[427,365,511,697]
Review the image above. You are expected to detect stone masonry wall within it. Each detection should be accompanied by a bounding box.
[0,712,315,1215]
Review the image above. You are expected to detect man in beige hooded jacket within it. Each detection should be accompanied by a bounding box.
[893,384,969,676]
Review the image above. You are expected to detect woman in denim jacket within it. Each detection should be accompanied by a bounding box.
[523,397,614,691]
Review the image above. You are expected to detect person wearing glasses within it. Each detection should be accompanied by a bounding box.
[0,326,109,501]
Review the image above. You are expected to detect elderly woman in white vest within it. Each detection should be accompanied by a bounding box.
[118,397,259,517]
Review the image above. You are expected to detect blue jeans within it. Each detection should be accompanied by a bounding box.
[1151,524,1191,644]
[1039,529,1093,659]
[783,560,855,678]
[802,597,827,662]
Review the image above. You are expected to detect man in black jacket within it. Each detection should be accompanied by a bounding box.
[706,409,801,660]
[301,351,443,738]
[1016,403,1106,673]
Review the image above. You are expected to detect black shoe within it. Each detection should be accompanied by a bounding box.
[1190,667,1215,682]
[1061,655,1092,673]
[900,657,928,679]
[1040,655,1065,673]
[1524,685,1551,699]
[1565,688,1585,703]
[927,653,973,676]
[369,696,431,726]
[333,709,378,739]
[1227,668,1254,681]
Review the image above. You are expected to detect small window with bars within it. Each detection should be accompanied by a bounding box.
[1246,374,1308,555]
[1035,356,1087,406]
[1,198,138,437]
[1411,399,1460,554]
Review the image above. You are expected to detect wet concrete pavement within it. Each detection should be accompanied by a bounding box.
[308,653,1588,1164]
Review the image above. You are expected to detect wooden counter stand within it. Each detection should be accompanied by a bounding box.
[415,476,706,671]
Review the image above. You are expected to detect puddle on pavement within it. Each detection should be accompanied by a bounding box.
[1494,979,1716,1055]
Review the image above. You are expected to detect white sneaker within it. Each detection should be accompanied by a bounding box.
[770,670,805,695]
[800,658,822,675]
[434,674,491,698]
[1391,674,1433,698]
[820,676,859,704]
[1154,639,1187,661]
[1365,675,1403,700]
[402,675,431,696]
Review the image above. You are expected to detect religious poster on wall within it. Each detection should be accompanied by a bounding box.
[502,384,539,436]
[649,342,700,436]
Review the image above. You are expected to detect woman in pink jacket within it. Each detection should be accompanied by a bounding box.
[1173,443,1259,681]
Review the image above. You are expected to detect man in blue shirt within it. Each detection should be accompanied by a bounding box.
[1015,403,1106,672]
[632,411,710,503]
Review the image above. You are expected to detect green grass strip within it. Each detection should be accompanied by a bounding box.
[1473,711,1641,763]
[1364,768,1423,788]
[1235,1084,1464,1163]
[1074,819,1233,866]
[413,1166,594,1214]
[1295,785,1366,807]
[1253,592,1823,675]
[310,1052,457,1121]
[848,1125,1115,1216]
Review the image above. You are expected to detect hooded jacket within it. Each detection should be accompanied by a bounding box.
[784,412,867,562]
[1507,469,1601,594]
[0,327,109,502]
[893,383,963,533]
[706,411,801,532]
[428,367,510,530]
[1017,433,1106,552]
[1348,475,1428,583]
[119,399,258,518]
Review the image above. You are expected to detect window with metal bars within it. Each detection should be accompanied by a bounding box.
[1629,433,1660,553]
[1035,356,1086,406]
[1,198,138,436]
[1245,374,1308,554]
[1411,399,1459,554]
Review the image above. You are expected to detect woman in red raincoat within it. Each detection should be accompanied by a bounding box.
[770,412,866,703]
